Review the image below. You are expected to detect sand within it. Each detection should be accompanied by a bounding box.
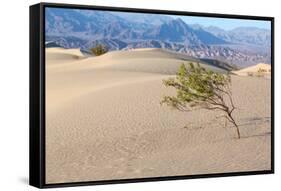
[233,63,271,77]
[45,48,271,184]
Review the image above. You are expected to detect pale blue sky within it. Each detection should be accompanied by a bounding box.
[172,15,271,30]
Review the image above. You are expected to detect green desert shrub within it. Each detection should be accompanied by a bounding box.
[161,63,241,138]
[90,44,108,56]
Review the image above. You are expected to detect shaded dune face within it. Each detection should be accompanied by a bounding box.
[85,49,228,74]
[45,48,271,184]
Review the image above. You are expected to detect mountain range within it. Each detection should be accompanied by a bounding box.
[45,8,271,67]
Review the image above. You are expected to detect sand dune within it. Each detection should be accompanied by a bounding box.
[84,48,228,74]
[46,48,85,64]
[46,48,271,183]
[46,48,227,74]
[233,63,271,76]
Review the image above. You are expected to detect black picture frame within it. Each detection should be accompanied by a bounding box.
[30,2,275,189]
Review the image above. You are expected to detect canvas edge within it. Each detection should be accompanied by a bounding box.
[29,3,45,189]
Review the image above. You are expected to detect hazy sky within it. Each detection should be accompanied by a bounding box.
[172,15,271,30]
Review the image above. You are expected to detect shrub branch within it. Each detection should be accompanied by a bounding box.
[161,63,241,138]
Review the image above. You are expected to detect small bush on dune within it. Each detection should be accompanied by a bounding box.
[247,72,254,77]
[90,44,108,56]
[257,68,267,77]
[161,63,241,139]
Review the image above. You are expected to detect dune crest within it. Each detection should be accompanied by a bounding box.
[46,48,85,63]
[74,48,227,75]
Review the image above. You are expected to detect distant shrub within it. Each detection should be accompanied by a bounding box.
[257,68,267,77]
[73,55,80,59]
[258,68,267,73]
[247,72,254,76]
[90,44,108,56]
